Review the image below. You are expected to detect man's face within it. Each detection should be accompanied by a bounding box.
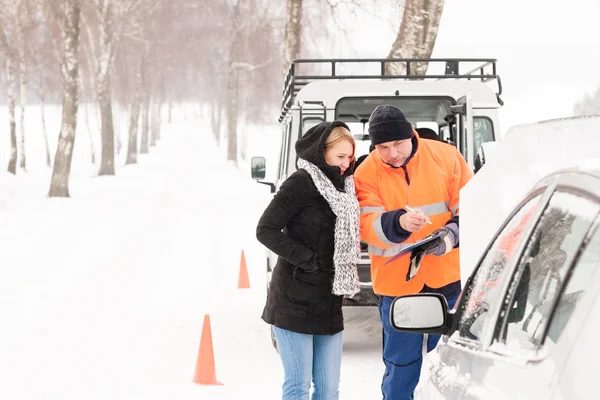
[375,139,413,168]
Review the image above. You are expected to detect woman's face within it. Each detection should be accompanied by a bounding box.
[324,139,354,174]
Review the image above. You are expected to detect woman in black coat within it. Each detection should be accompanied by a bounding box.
[256,121,361,400]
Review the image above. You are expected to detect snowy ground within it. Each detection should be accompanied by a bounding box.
[0,114,390,399]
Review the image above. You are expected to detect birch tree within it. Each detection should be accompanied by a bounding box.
[151,90,162,142]
[79,72,96,164]
[16,0,32,170]
[94,0,119,175]
[385,0,445,76]
[226,1,243,164]
[125,41,146,164]
[139,90,150,153]
[48,0,81,197]
[122,0,162,162]
[80,11,101,138]
[283,0,302,77]
[89,0,139,176]
[149,97,157,146]
[225,0,274,165]
[36,61,53,167]
[33,0,62,168]
[204,20,226,146]
[0,2,20,174]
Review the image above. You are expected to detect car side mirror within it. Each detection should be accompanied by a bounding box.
[250,156,276,193]
[390,293,451,335]
[251,156,266,180]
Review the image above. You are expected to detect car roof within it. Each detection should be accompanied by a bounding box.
[460,114,600,283]
[293,79,501,109]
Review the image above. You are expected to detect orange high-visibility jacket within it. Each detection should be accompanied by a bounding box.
[354,134,473,297]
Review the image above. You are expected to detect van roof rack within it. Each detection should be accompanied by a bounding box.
[279,58,503,122]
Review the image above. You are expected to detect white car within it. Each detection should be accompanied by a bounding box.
[391,165,600,399]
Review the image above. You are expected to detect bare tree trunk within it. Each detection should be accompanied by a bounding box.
[49,0,81,198]
[156,74,165,140]
[38,68,52,167]
[150,97,157,147]
[152,101,161,141]
[97,74,115,175]
[283,0,302,77]
[227,3,242,165]
[96,2,119,176]
[140,92,150,154]
[84,103,96,164]
[125,44,146,164]
[18,38,27,170]
[82,19,101,133]
[6,58,18,175]
[125,102,140,164]
[79,74,96,164]
[385,0,445,76]
[211,101,221,144]
[114,100,122,155]
[155,101,162,141]
[226,66,238,164]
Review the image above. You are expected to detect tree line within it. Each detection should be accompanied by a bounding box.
[0,0,445,197]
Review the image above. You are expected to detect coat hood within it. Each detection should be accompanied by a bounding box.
[295,120,354,188]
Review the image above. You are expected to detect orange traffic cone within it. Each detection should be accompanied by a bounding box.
[238,250,250,289]
[193,314,223,385]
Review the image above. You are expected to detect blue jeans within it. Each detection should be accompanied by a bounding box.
[272,326,343,400]
[378,290,459,400]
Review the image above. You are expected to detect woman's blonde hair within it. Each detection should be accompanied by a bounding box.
[325,126,355,159]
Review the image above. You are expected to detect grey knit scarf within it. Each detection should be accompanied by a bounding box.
[298,158,361,297]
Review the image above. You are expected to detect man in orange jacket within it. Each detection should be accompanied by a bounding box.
[354,105,473,400]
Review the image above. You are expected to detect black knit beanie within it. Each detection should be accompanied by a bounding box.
[368,105,414,145]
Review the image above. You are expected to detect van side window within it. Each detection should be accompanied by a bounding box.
[293,118,324,168]
[474,117,494,155]
[302,118,323,135]
[493,191,600,354]
[455,193,543,344]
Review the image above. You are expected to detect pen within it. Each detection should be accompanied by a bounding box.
[405,205,433,225]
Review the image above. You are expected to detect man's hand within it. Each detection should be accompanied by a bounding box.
[425,224,459,256]
[399,208,428,232]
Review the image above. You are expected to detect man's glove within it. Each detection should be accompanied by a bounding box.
[425,223,459,257]
[405,223,459,281]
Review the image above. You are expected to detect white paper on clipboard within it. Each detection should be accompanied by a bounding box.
[383,232,444,265]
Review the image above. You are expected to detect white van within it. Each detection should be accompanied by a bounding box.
[251,58,504,314]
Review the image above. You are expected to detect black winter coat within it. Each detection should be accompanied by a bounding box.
[256,120,354,335]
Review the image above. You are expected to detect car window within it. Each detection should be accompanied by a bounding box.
[494,191,600,354]
[454,193,543,343]
[545,223,600,345]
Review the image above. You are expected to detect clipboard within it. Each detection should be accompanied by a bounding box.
[383,231,444,265]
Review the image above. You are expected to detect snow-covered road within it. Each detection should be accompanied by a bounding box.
[0,118,385,399]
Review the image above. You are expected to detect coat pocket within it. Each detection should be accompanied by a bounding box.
[286,268,323,305]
